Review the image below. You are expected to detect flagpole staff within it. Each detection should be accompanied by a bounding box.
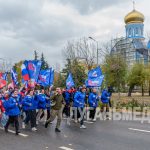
[88,37,99,66]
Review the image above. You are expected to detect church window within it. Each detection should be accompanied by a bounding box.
[135,27,138,35]
[129,28,132,36]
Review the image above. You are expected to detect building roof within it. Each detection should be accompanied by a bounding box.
[124,9,145,24]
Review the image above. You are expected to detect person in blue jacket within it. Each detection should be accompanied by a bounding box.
[45,89,51,121]
[88,88,99,122]
[36,89,47,124]
[62,88,72,125]
[22,89,39,131]
[101,88,111,120]
[73,86,86,129]
[4,90,20,135]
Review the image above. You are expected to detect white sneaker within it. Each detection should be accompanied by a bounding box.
[32,127,38,132]
[92,119,96,122]
[22,122,26,129]
[80,125,87,129]
[74,120,78,123]
[106,117,111,120]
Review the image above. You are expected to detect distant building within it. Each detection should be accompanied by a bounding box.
[111,7,150,67]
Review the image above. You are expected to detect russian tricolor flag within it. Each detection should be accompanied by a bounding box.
[11,69,19,85]
[21,63,30,81]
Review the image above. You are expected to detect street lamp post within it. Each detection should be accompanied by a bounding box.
[89,37,99,66]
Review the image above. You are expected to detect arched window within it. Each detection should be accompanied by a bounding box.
[140,28,143,36]
[135,27,138,35]
[129,28,132,36]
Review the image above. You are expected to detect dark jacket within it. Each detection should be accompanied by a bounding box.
[51,94,64,110]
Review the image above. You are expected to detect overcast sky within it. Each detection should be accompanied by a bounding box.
[0,0,149,70]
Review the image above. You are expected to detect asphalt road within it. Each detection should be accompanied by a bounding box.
[0,118,150,150]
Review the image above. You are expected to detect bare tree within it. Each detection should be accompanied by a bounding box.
[63,38,97,70]
[62,41,76,61]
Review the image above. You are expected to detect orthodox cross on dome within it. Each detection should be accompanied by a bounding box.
[133,1,135,10]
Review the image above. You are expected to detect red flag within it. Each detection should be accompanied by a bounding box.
[0,79,7,89]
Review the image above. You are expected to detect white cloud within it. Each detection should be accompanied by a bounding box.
[0,0,149,70]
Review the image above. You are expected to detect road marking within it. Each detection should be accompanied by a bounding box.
[0,127,28,137]
[59,147,74,150]
[84,121,94,124]
[129,128,150,133]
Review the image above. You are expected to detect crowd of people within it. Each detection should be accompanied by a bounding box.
[0,84,112,135]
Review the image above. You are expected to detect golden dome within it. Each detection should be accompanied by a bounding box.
[124,9,145,24]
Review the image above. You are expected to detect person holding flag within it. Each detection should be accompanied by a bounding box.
[3,90,21,135]
[88,88,99,122]
[73,86,87,129]
[101,88,112,120]
[22,89,39,131]
[36,88,47,125]
[63,73,75,125]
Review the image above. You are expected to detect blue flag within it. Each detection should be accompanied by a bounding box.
[11,68,19,85]
[26,60,42,82]
[49,68,54,86]
[38,69,51,87]
[66,73,75,89]
[88,66,102,79]
[85,75,104,87]
[85,66,104,87]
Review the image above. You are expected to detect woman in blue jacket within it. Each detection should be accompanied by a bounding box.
[73,87,86,129]
[22,89,38,131]
[101,89,111,120]
[36,89,47,124]
[4,90,20,135]
[88,88,99,121]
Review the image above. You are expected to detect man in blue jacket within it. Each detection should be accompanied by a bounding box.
[73,86,86,129]
[88,88,99,122]
[101,88,111,120]
[4,90,20,135]
[63,88,72,125]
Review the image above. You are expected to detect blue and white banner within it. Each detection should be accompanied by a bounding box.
[88,66,102,79]
[85,66,104,87]
[38,69,51,87]
[85,75,104,87]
